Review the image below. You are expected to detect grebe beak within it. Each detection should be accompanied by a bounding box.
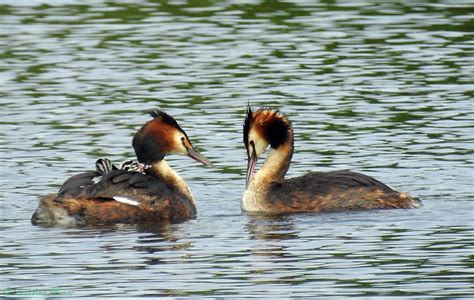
[187,147,213,167]
[245,142,258,188]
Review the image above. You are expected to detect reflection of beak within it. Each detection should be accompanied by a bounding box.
[246,143,258,189]
[187,147,213,167]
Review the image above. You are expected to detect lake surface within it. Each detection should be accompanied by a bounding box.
[1,0,473,297]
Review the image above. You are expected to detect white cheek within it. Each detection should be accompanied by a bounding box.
[249,130,260,142]
[172,133,188,155]
[255,141,269,157]
[249,130,268,156]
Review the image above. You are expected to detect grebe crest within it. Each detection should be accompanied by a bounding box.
[243,106,292,157]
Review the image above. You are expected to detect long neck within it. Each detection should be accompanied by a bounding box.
[252,136,294,188]
[150,159,194,203]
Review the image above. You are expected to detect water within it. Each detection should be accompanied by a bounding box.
[1,0,473,297]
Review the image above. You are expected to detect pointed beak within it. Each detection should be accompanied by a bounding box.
[245,143,258,189]
[187,147,213,167]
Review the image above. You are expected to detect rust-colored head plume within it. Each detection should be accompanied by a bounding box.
[244,106,292,152]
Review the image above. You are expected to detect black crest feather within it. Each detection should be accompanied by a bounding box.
[149,109,185,133]
[243,105,253,156]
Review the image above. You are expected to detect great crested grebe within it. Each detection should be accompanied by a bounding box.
[242,107,421,213]
[31,110,212,226]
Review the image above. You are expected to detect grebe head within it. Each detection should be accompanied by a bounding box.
[243,106,292,187]
[133,109,212,167]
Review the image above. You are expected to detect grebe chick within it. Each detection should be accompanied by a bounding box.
[242,107,421,213]
[92,158,147,184]
[32,110,212,226]
[95,158,148,175]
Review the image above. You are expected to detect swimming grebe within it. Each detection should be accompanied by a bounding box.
[31,110,212,226]
[242,107,421,213]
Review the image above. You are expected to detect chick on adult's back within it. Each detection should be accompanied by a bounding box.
[242,106,421,213]
[32,110,212,226]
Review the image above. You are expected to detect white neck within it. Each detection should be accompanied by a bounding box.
[151,159,194,203]
[253,146,292,185]
[241,143,293,212]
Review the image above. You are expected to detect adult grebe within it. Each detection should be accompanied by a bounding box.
[242,107,421,213]
[31,110,212,226]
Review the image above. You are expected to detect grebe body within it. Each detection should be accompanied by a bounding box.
[242,107,421,213]
[32,110,212,226]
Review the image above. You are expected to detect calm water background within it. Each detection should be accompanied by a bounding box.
[1,0,473,297]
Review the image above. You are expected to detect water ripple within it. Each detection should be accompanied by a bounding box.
[1,0,473,298]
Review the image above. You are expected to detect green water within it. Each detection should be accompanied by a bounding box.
[1,0,473,297]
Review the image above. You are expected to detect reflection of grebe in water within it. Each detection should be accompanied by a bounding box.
[245,214,298,241]
[242,107,421,213]
[32,110,212,226]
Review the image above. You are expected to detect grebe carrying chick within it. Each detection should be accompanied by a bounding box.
[242,106,421,213]
[32,110,212,226]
